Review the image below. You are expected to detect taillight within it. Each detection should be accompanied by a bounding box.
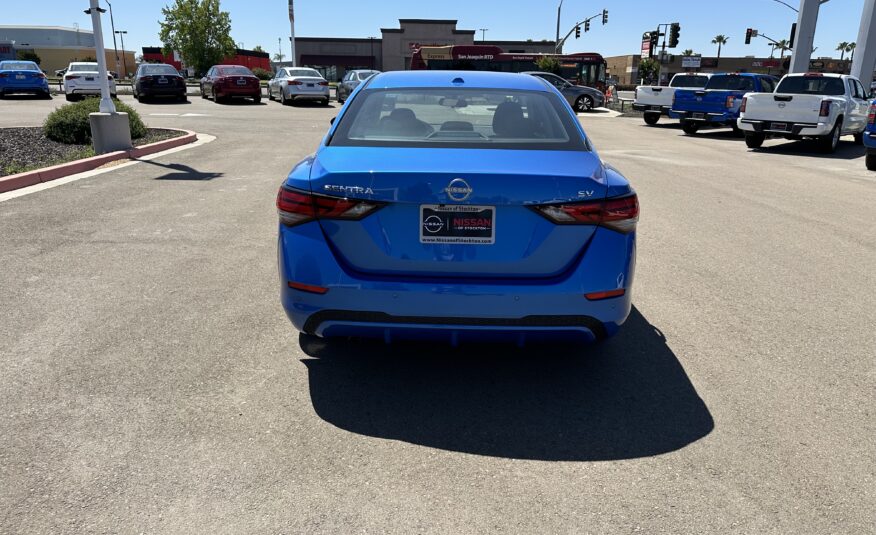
[740,96,747,113]
[318,81,328,86]
[37,73,46,79]
[726,95,736,109]
[277,186,384,226]
[868,104,875,125]
[65,74,80,80]
[819,100,831,117]
[288,80,303,86]
[0,73,7,78]
[531,194,639,233]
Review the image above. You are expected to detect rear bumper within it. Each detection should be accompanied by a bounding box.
[671,110,738,124]
[217,86,260,96]
[278,221,636,343]
[285,87,330,100]
[141,86,186,97]
[738,118,831,136]
[862,130,876,149]
[0,84,49,94]
[633,103,670,114]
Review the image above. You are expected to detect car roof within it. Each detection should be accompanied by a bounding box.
[350,69,379,73]
[141,63,175,68]
[0,60,39,69]
[366,70,550,91]
[783,72,844,78]
[215,65,248,68]
[711,72,763,77]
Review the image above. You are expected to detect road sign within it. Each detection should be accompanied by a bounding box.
[682,56,701,69]
[641,33,652,59]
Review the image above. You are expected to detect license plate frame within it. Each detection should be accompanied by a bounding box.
[15,74,25,80]
[650,105,661,111]
[236,79,246,86]
[420,205,495,245]
[771,122,788,131]
[692,112,705,120]
[85,76,95,81]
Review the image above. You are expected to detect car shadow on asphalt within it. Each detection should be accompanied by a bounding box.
[138,159,223,181]
[299,306,714,461]
[750,139,865,160]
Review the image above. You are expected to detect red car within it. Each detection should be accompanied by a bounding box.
[200,65,261,104]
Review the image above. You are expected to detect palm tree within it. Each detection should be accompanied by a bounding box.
[682,49,695,57]
[272,52,285,62]
[712,35,729,64]
[837,41,850,61]
[847,42,856,62]
[774,39,791,61]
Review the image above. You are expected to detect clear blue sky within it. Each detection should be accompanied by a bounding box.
[3,0,864,59]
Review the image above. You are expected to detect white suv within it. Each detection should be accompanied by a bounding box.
[63,62,117,102]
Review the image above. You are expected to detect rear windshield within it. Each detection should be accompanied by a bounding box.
[287,69,321,78]
[706,75,756,91]
[776,76,845,96]
[331,88,586,151]
[68,63,98,72]
[356,71,379,80]
[670,75,710,88]
[141,65,179,76]
[1,61,39,71]
[218,66,253,76]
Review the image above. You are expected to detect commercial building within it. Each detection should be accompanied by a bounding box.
[0,25,135,75]
[289,19,555,81]
[141,47,271,75]
[606,53,853,86]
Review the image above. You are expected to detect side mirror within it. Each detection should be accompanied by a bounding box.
[330,116,335,125]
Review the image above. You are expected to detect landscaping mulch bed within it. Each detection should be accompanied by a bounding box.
[0,127,186,177]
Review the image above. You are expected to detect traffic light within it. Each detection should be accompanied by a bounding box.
[584,20,591,33]
[650,31,659,57]
[789,23,797,49]
[575,25,581,39]
[668,23,680,48]
[745,28,752,45]
[602,9,608,25]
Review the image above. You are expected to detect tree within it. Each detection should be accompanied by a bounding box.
[836,41,850,61]
[252,45,265,53]
[847,42,856,61]
[773,39,790,61]
[16,50,41,65]
[637,58,660,84]
[80,56,97,62]
[535,55,561,75]
[159,0,236,76]
[272,52,285,62]
[711,35,729,62]
[682,49,695,57]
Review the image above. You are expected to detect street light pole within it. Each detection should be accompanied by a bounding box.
[479,28,488,42]
[369,36,375,69]
[85,0,114,113]
[115,30,128,77]
[556,0,564,53]
[104,0,121,77]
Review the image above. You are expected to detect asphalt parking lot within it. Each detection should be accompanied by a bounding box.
[1,94,874,533]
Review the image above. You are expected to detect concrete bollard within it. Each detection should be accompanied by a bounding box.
[89,112,133,155]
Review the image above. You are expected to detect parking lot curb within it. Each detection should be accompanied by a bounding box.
[0,129,198,194]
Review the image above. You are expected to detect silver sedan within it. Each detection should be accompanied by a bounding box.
[267,67,330,106]
[523,71,605,113]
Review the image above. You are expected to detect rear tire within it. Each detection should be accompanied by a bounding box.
[818,118,842,154]
[866,153,876,171]
[322,98,330,106]
[681,121,699,135]
[280,90,288,106]
[200,85,207,99]
[745,132,766,149]
[643,112,660,125]
[575,95,594,113]
[65,94,75,102]
[267,86,273,101]
[253,94,261,104]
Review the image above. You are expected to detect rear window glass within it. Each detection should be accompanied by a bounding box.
[670,75,710,88]
[68,63,98,72]
[141,65,179,76]
[776,76,845,96]
[287,69,321,78]
[356,71,379,80]
[218,66,253,76]
[706,76,755,91]
[331,88,586,151]
[1,61,39,71]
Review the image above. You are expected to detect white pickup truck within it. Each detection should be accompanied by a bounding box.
[633,73,712,125]
[738,73,871,153]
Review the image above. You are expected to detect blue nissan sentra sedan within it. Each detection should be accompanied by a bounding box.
[278,71,638,345]
[0,60,50,98]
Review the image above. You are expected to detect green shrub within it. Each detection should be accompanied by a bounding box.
[252,67,272,80]
[44,98,147,144]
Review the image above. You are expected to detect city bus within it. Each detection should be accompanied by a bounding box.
[410,45,607,90]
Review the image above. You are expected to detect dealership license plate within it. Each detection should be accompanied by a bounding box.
[420,205,495,245]
[650,105,661,111]
[85,76,94,81]
[236,79,246,85]
[158,77,168,84]
[15,74,25,80]
[771,122,788,131]
[692,113,705,119]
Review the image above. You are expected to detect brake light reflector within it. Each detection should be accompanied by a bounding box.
[318,81,329,86]
[740,96,747,113]
[0,73,7,78]
[869,103,875,125]
[726,95,736,109]
[819,100,831,117]
[531,194,639,233]
[287,281,329,294]
[288,80,303,85]
[584,289,626,301]
[277,185,384,226]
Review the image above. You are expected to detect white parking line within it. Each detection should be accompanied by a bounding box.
[0,134,217,203]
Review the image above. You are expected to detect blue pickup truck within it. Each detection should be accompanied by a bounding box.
[866,100,876,170]
[671,73,779,135]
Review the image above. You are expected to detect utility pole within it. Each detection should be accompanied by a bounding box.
[369,36,375,69]
[114,30,127,77]
[104,0,121,78]
[288,0,296,67]
[479,28,488,43]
